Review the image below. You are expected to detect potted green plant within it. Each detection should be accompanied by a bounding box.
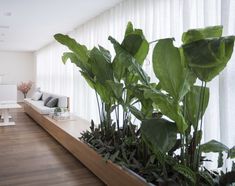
[54,22,235,185]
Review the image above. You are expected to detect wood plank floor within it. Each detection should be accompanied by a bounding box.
[0,106,104,186]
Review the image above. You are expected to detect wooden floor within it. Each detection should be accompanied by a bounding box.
[0,107,104,186]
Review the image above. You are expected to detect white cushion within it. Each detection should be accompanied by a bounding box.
[58,97,67,108]
[31,91,42,101]
[32,105,55,115]
[25,98,54,115]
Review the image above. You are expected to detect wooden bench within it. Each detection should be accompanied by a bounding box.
[24,103,148,186]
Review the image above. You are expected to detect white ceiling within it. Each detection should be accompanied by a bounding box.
[0,0,122,52]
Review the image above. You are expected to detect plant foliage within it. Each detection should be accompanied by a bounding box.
[55,22,235,185]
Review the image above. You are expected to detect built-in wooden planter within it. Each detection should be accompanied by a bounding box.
[24,104,149,186]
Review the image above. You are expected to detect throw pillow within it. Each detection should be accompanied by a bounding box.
[31,91,42,101]
[42,92,50,101]
[46,98,58,108]
[44,96,53,106]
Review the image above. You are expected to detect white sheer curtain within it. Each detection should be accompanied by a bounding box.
[36,44,74,109]
[36,0,235,156]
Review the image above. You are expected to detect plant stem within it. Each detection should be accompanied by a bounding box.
[181,96,187,166]
[117,104,120,131]
[114,104,120,131]
[199,82,207,132]
[102,103,107,132]
[192,81,204,170]
[196,82,207,167]
[180,133,185,165]
[95,91,102,130]
[195,81,204,131]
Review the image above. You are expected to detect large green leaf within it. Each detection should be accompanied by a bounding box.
[185,85,209,128]
[140,99,154,119]
[98,45,111,63]
[112,56,126,82]
[62,52,94,77]
[152,38,193,100]
[141,118,177,153]
[109,36,150,85]
[127,56,150,85]
[54,34,93,78]
[124,22,134,36]
[122,22,149,65]
[54,34,89,64]
[108,22,149,82]
[182,25,223,44]
[109,36,129,81]
[183,36,235,82]
[144,88,187,133]
[128,84,153,119]
[106,80,123,100]
[183,37,235,68]
[200,140,229,153]
[90,47,113,84]
[129,105,144,120]
[61,52,78,64]
[80,71,95,89]
[94,82,112,104]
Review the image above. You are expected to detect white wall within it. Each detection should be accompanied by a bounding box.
[0,51,35,102]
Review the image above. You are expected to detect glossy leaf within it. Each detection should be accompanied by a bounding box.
[54,34,89,64]
[112,56,126,82]
[98,45,111,63]
[182,25,223,44]
[183,36,235,82]
[122,22,149,65]
[129,84,153,119]
[80,71,95,89]
[144,88,187,133]
[129,105,144,120]
[152,38,193,100]
[106,80,123,100]
[94,83,112,104]
[61,52,78,64]
[109,36,150,85]
[200,140,229,153]
[124,21,134,36]
[141,118,177,153]
[90,47,113,84]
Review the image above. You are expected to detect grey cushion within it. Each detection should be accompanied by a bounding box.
[44,96,53,106]
[42,92,51,101]
[46,98,58,108]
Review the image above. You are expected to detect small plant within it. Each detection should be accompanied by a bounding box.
[54,22,235,185]
[17,81,33,98]
[54,107,62,114]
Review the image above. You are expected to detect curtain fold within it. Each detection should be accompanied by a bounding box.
[35,0,235,155]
